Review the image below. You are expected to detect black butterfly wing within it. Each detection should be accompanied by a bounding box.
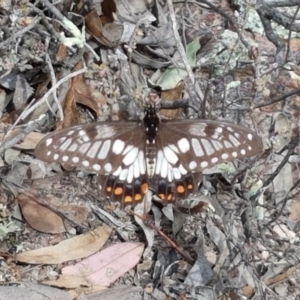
[35,121,150,207]
[149,119,262,202]
[34,121,146,175]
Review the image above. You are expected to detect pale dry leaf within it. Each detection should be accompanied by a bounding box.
[15,132,45,149]
[288,194,300,221]
[16,226,112,264]
[62,242,144,287]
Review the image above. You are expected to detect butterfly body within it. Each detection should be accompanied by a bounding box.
[34,106,263,207]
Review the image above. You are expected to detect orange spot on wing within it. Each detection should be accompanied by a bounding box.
[114,187,123,195]
[142,183,148,193]
[124,195,132,203]
[167,194,173,201]
[134,193,142,201]
[106,186,112,192]
[177,185,185,193]
[187,184,193,190]
[158,193,165,200]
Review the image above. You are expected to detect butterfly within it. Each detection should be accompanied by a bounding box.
[34,105,263,207]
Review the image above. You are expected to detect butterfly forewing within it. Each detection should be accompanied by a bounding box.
[34,122,146,175]
[157,120,262,172]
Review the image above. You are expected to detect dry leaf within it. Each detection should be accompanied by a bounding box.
[85,9,116,48]
[16,226,112,264]
[289,194,300,221]
[15,132,45,149]
[62,242,144,287]
[17,193,66,234]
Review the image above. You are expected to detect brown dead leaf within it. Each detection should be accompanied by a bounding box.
[160,82,184,119]
[56,43,68,62]
[85,9,116,48]
[17,191,89,233]
[16,226,112,264]
[62,242,144,287]
[63,86,79,128]
[63,61,106,127]
[17,193,66,233]
[15,132,45,149]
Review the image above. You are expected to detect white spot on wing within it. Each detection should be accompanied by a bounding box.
[79,143,91,154]
[177,138,190,153]
[200,161,208,168]
[47,151,51,156]
[163,147,178,164]
[83,160,89,167]
[221,153,229,160]
[98,140,111,159]
[123,147,139,166]
[54,154,59,160]
[60,138,72,151]
[248,133,253,140]
[67,130,74,135]
[169,144,179,153]
[112,139,125,155]
[224,141,232,148]
[138,151,145,174]
[133,156,140,178]
[160,158,168,178]
[229,134,240,147]
[168,166,173,182]
[127,165,134,183]
[192,138,204,157]
[93,164,101,171]
[248,145,252,151]
[87,141,102,158]
[178,164,187,175]
[155,150,163,175]
[173,168,181,180]
[189,161,197,170]
[62,155,68,162]
[104,163,112,172]
[120,169,129,180]
[72,157,79,163]
[122,145,134,155]
[241,149,246,155]
[232,152,237,157]
[201,139,214,155]
[69,144,78,152]
[46,138,53,146]
[79,130,86,136]
[113,166,122,176]
[216,127,223,133]
[211,140,223,151]
[211,157,218,163]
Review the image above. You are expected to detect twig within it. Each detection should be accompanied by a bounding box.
[45,53,64,121]
[166,0,195,86]
[129,210,194,264]
[0,17,42,49]
[0,117,48,154]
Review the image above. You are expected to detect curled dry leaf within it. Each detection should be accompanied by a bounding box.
[16,226,112,264]
[62,242,144,287]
